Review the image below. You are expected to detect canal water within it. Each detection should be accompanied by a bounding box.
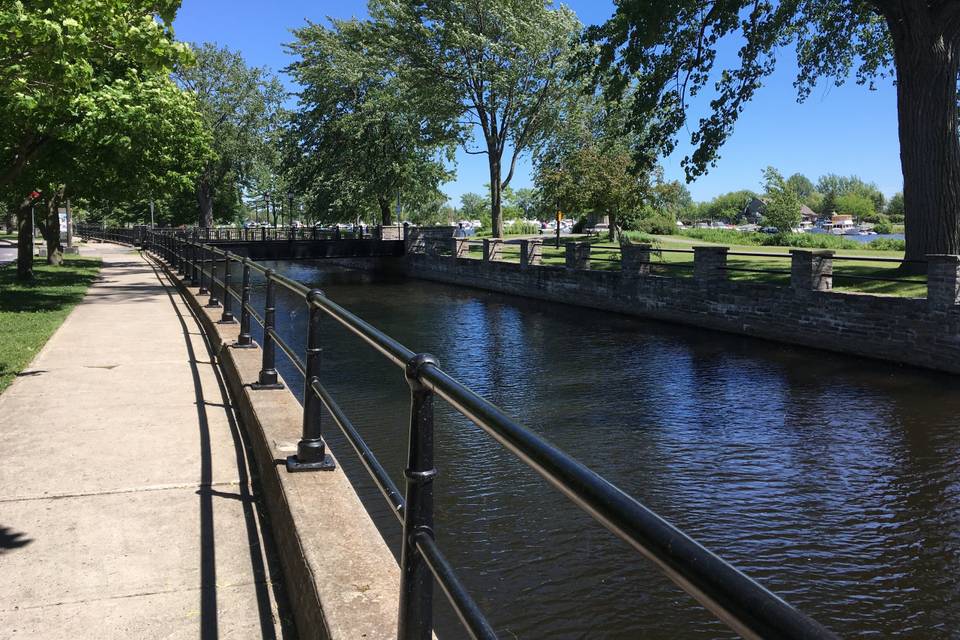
[249,260,960,639]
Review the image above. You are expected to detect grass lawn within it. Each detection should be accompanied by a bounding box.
[458,232,925,297]
[0,255,101,393]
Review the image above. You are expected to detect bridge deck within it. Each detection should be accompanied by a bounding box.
[0,244,288,638]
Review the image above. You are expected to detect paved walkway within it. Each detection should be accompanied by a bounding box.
[0,244,289,638]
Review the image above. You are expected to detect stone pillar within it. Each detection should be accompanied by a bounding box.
[565,242,591,269]
[450,237,469,259]
[790,249,834,292]
[520,239,543,268]
[927,254,960,310]
[483,238,503,263]
[693,246,729,282]
[621,243,652,276]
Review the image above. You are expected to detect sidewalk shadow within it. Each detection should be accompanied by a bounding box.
[0,526,32,554]
[146,257,291,640]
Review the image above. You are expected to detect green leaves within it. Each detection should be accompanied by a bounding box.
[1,0,202,196]
[588,0,902,181]
[285,17,456,223]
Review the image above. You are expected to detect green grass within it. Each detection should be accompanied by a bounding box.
[0,255,101,393]
[456,232,925,297]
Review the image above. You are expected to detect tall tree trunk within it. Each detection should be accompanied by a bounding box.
[378,196,392,225]
[197,178,214,228]
[16,199,34,281]
[489,157,504,237]
[608,210,619,242]
[42,187,65,266]
[888,15,960,266]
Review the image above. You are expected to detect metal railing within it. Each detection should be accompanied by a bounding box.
[88,227,837,640]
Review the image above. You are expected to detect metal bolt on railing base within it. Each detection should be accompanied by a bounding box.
[231,341,256,349]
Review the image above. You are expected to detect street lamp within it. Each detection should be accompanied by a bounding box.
[287,192,294,227]
[264,192,272,227]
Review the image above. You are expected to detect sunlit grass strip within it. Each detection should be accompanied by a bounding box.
[0,255,101,393]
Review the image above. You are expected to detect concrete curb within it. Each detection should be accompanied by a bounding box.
[153,255,401,640]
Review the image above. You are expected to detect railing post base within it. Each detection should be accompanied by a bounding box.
[250,380,284,391]
[285,453,336,472]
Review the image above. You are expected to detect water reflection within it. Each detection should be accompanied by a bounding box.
[246,260,960,638]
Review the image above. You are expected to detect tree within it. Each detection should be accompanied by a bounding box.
[836,192,876,222]
[589,1,960,264]
[887,191,905,221]
[0,0,188,189]
[762,167,801,233]
[1,1,207,277]
[699,190,757,224]
[374,0,582,237]
[176,44,285,227]
[285,19,456,226]
[786,173,816,202]
[459,192,488,222]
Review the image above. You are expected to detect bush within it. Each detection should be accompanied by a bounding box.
[867,238,905,251]
[504,221,540,235]
[873,220,894,234]
[637,214,677,235]
[572,216,587,233]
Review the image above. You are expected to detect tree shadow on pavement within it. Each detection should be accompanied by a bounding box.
[0,526,32,554]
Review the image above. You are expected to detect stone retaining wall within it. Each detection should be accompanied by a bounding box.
[396,253,960,374]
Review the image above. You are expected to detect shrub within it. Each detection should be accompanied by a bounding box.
[637,214,677,235]
[572,216,587,233]
[504,221,541,235]
[867,238,905,251]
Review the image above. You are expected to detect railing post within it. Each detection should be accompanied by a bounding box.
[219,253,236,323]
[565,242,591,269]
[520,239,543,268]
[198,245,209,295]
[926,254,960,310]
[287,290,336,472]
[234,259,254,347]
[252,270,284,389]
[693,246,729,282]
[450,237,468,260]
[398,353,438,640]
[177,237,187,276]
[206,249,221,307]
[790,249,834,292]
[621,243,653,276]
[189,242,199,286]
[261,227,266,242]
[482,238,503,263]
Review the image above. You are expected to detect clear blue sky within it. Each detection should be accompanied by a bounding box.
[173,0,903,204]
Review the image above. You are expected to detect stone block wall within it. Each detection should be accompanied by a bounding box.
[396,253,960,374]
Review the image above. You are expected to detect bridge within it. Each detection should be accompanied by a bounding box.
[2,226,845,639]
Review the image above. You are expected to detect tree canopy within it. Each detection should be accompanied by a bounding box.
[284,17,456,225]
[588,0,960,263]
[175,43,286,227]
[372,0,582,237]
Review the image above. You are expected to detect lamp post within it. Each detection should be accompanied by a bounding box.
[287,192,294,227]
[265,191,272,227]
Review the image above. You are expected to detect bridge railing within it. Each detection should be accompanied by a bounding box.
[113,228,839,639]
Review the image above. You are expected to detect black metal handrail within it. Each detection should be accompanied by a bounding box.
[77,228,834,640]
[89,226,838,639]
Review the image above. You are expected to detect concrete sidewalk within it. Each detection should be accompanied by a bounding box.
[0,244,290,638]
